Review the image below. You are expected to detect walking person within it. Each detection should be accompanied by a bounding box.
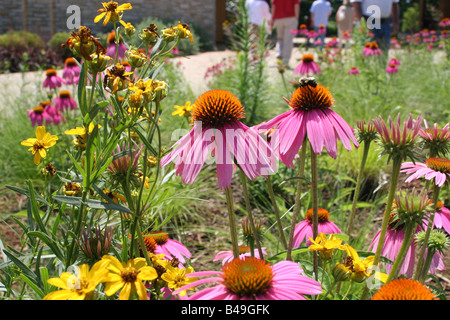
[336,0,354,49]
[246,0,272,35]
[310,0,332,49]
[350,0,400,51]
[270,0,301,67]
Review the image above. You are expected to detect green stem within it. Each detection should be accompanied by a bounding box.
[286,142,308,261]
[386,222,416,282]
[87,72,98,110]
[421,248,437,283]
[342,281,353,300]
[320,280,337,300]
[225,186,240,259]
[361,156,402,299]
[310,144,319,281]
[136,220,153,266]
[347,140,371,238]
[238,170,264,259]
[267,176,288,249]
[414,184,441,282]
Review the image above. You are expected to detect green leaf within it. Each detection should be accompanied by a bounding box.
[39,267,54,296]
[133,125,157,156]
[27,180,47,234]
[27,231,65,262]
[267,247,310,261]
[2,251,40,286]
[5,185,49,206]
[52,196,132,213]
[78,62,87,115]
[19,274,45,299]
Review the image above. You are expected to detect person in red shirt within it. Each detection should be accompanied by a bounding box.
[270,0,301,66]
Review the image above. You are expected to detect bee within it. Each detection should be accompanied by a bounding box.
[298,77,317,88]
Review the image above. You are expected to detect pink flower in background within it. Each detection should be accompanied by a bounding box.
[150,231,192,264]
[343,31,351,39]
[160,90,273,189]
[326,37,338,48]
[106,31,128,60]
[431,201,450,234]
[62,57,80,85]
[439,17,450,28]
[388,58,401,66]
[43,69,63,90]
[45,104,65,125]
[385,63,399,74]
[293,208,342,248]
[318,25,326,35]
[259,83,358,168]
[348,66,360,75]
[53,90,78,111]
[401,158,449,187]
[212,245,267,265]
[108,142,143,175]
[362,41,383,56]
[307,30,318,38]
[172,257,322,300]
[299,24,308,36]
[27,102,53,127]
[294,54,321,75]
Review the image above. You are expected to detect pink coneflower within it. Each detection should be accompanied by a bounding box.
[406,35,413,43]
[318,25,326,35]
[43,69,63,90]
[290,29,299,35]
[106,31,127,60]
[326,37,338,48]
[362,41,383,56]
[172,257,322,300]
[213,245,267,265]
[108,142,143,176]
[62,57,80,85]
[160,89,273,189]
[313,39,323,46]
[439,17,450,28]
[259,82,359,168]
[27,102,53,127]
[294,54,321,75]
[348,66,360,75]
[343,31,351,39]
[307,30,318,39]
[388,58,401,66]
[150,231,192,264]
[385,63,399,74]
[293,208,342,248]
[45,104,65,125]
[299,24,308,36]
[419,121,450,157]
[421,29,430,37]
[53,90,78,112]
[401,158,449,187]
[441,30,449,39]
[431,201,450,234]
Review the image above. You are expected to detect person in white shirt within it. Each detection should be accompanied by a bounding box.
[350,0,400,50]
[310,0,332,48]
[246,0,272,34]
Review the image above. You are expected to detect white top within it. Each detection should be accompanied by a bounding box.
[246,0,272,27]
[310,0,332,27]
[350,0,399,18]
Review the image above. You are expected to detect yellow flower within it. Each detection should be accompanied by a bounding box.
[343,244,388,283]
[172,101,193,117]
[21,126,58,165]
[176,22,194,43]
[94,1,132,26]
[44,260,109,300]
[308,233,345,260]
[126,49,147,69]
[102,255,158,300]
[102,189,127,204]
[121,21,136,37]
[161,265,198,296]
[104,63,133,93]
[64,122,100,149]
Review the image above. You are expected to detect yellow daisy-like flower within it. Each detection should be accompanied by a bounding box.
[44,260,109,300]
[101,255,158,300]
[176,22,194,43]
[94,1,132,26]
[65,122,100,149]
[121,21,136,37]
[172,101,193,117]
[308,233,345,261]
[21,126,58,165]
[161,265,198,296]
[343,244,388,283]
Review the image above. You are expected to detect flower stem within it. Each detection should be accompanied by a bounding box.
[421,248,437,283]
[361,156,402,299]
[414,184,441,282]
[225,186,240,259]
[238,170,264,259]
[267,176,288,249]
[386,222,415,282]
[310,144,320,281]
[347,140,371,238]
[286,142,308,261]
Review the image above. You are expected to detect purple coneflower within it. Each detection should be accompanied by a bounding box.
[385,63,399,74]
[172,257,322,300]
[401,158,449,187]
[212,245,267,265]
[108,142,143,176]
[293,208,341,248]
[43,69,63,90]
[318,25,326,35]
[150,231,192,264]
[432,201,450,234]
[362,41,383,56]
[299,24,308,36]
[348,66,360,75]
[160,89,273,189]
[53,90,78,112]
[62,57,80,85]
[27,102,53,127]
[294,54,321,75]
[259,81,359,168]
[106,31,127,60]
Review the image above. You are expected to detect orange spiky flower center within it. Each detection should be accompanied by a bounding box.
[149,231,169,245]
[65,57,78,66]
[59,90,72,98]
[305,208,330,223]
[191,89,245,128]
[371,279,438,300]
[425,157,450,174]
[301,54,315,63]
[238,245,251,255]
[46,69,57,77]
[222,257,273,297]
[33,106,45,114]
[369,41,379,49]
[290,84,334,111]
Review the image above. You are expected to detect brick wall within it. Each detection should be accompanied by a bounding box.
[0,0,219,43]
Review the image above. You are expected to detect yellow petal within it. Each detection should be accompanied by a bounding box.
[104,280,124,296]
[47,277,69,290]
[94,12,107,23]
[33,152,41,165]
[35,126,46,140]
[118,282,132,300]
[137,266,158,281]
[43,289,77,300]
[21,138,37,146]
[39,148,47,159]
[135,280,148,300]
